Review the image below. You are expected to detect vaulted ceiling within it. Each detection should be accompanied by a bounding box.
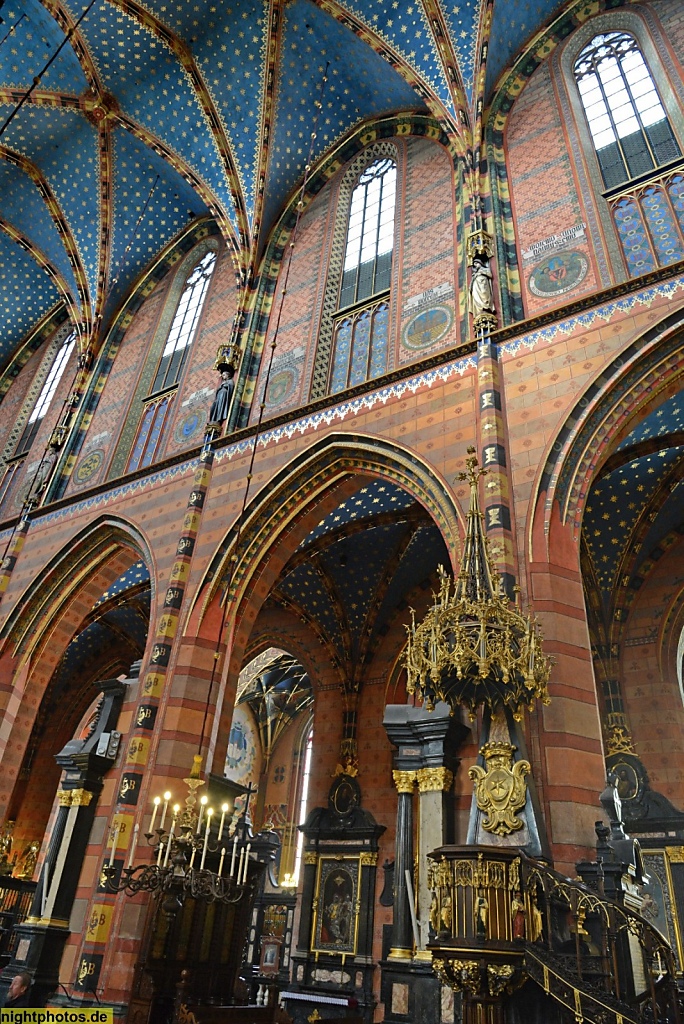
[583,389,684,623]
[0,0,571,371]
[267,478,450,688]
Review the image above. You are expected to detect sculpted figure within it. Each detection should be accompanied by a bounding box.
[470,257,495,318]
[208,367,235,424]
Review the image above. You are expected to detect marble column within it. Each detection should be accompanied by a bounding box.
[416,766,453,957]
[389,769,416,959]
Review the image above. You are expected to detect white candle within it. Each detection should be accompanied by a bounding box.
[196,795,208,835]
[149,796,161,833]
[159,791,171,832]
[200,808,213,870]
[157,840,165,866]
[127,823,140,869]
[163,808,179,867]
[237,847,244,884]
[241,843,251,885]
[219,848,226,876]
[109,823,119,867]
[229,835,238,877]
[218,803,229,842]
[189,847,196,870]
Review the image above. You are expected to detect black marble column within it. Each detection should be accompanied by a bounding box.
[389,769,416,959]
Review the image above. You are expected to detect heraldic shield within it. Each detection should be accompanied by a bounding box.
[469,742,530,836]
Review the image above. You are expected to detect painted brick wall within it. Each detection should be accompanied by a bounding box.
[398,137,459,365]
[651,0,684,67]
[252,135,460,422]
[162,247,238,458]
[63,284,168,496]
[506,61,600,316]
[249,186,332,423]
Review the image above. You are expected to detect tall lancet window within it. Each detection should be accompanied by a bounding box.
[16,330,76,456]
[330,158,396,393]
[127,250,216,473]
[574,32,680,189]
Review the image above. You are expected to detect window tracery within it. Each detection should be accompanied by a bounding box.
[126,249,216,474]
[328,155,397,395]
[310,141,398,401]
[574,32,680,190]
[14,330,76,459]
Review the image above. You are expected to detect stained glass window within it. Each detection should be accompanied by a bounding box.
[15,331,76,457]
[127,396,171,473]
[575,32,680,190]
[330,300,390,394]
[339,159,396,309]
[152,250,216,394]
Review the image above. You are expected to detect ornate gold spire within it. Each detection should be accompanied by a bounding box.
[404,449,552,721]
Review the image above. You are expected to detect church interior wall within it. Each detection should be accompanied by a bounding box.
[620,536,684,803]
[251,133,460,423]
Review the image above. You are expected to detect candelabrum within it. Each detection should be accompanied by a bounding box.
[104,761,257,914]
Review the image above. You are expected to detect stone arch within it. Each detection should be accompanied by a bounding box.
[0,516,153,815]
[187,432,463,771]
[528,303,684,565]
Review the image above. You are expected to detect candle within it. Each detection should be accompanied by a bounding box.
[109,823,119,867]
[157,840,165,867]
[241,843,251,885]
[163,808,179,868]
[237,847,244,884]
[127,823,140,869]
[219,848,226,876]
[189,847,196,870]
[229,835,238,877]
[197,795,208,835]
[149,796,161,833]
[159,791,171,832]
[200,808,213,870]
[218,803,229,841]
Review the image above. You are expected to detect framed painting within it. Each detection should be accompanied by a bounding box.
[311,855,361,955]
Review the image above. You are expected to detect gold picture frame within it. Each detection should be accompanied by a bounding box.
[311,854,362,956]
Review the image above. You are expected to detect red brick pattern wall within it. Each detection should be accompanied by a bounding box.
[506,61,600,317]
[63,284,168,496]
[398,137,459,364]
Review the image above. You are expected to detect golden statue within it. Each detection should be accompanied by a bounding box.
[469,741,530,836]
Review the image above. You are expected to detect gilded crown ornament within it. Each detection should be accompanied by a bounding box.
[403,448,551,721]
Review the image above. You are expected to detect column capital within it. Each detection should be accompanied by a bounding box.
[416,767,453,793]
[392,769,417,794]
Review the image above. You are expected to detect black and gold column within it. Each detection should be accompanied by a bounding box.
[389,769,416,960]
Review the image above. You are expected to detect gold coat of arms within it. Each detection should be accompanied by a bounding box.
[469,742,530,835]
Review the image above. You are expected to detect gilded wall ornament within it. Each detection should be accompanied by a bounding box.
[433,957,481,996]
[468,742,530,836]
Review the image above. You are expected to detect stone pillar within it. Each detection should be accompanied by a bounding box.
[416,766,453,956]
[389,769,416,960]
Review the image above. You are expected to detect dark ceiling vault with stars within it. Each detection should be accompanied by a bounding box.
[265,479,450,689]
[582,389,684,634]
[0,0,570,371]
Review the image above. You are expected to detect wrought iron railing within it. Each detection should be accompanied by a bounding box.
[428,845,680,1024]
[607,161,684,277]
